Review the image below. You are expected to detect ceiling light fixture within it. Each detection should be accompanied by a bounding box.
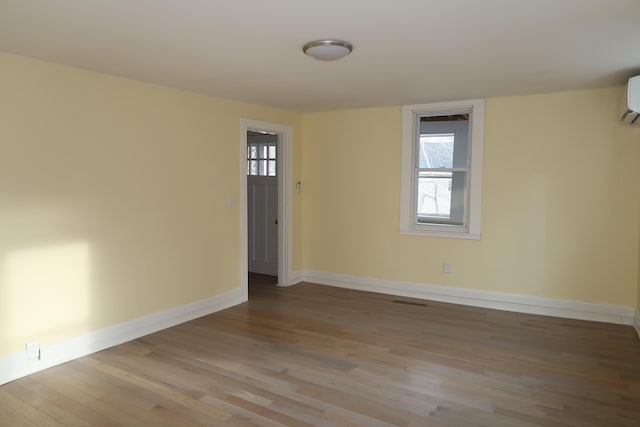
[303,39,353,61]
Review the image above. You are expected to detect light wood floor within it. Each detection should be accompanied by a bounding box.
[2,277,640,426]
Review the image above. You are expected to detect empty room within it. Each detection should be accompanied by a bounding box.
[1,1,640,426]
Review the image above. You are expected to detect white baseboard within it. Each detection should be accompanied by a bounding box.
[634,310,640,340]
[288,269,304,286]
[0,289,242,386]
[296,269,635,326]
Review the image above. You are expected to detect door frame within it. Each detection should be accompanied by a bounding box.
[240,119,293,301]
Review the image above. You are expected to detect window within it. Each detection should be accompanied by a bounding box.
[247,141,277,176]
[400,99,484,239]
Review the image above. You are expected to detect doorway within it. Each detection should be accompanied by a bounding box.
[247,131,278,277]
[240,119,292,301]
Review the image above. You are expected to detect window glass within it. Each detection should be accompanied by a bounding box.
[419,134,454,168]
[247,142,277,177]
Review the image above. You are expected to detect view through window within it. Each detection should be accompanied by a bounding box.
[247,142,276,176]
[417,118,469,226]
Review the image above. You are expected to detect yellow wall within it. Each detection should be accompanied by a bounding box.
[0,52,302,357]
[2,50,638,360]
[301,88,640,307]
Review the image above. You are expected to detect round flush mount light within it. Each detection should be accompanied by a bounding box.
[303,39,353,61]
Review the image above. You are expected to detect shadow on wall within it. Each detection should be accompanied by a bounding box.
[1,241,91,359]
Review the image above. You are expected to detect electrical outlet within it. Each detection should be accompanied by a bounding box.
[26,341,40,360]
[443,261,452,274]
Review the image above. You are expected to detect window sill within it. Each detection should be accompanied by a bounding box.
[400,228,481,240]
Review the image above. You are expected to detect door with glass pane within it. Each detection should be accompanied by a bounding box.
[247,132,278,276]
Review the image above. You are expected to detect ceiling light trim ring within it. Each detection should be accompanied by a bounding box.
[303,39,353,61]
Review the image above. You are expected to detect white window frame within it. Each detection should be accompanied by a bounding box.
[400,99,485,240]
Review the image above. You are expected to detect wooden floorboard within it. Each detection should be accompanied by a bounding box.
[2,277,640,426]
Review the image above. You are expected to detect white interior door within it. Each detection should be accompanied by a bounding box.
[247,133,278,276]
[240,119,292,300]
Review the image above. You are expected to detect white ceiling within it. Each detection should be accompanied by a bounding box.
[1,0,639,112]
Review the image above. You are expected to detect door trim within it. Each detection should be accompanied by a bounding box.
[240,119,293,301]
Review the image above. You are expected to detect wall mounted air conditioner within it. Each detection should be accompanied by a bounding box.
[619,75,640,125]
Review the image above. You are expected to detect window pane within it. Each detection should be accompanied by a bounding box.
[417,171,452,217]
[419,119,470,168]
[417,171,466,225]
[419,134,454,168]
[247,141,277,176]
